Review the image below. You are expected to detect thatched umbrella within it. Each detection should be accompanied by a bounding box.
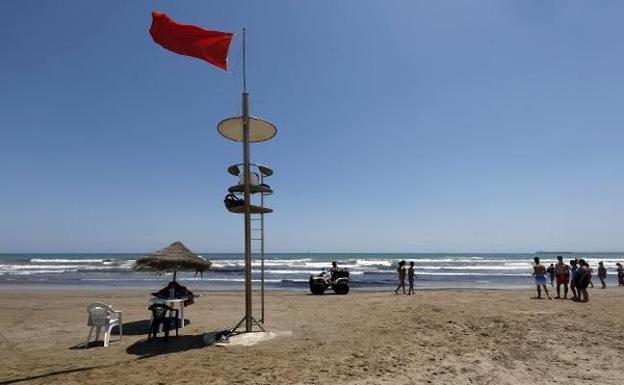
[133,241,211,281]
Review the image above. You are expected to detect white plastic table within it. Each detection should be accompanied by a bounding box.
[149,297,187,329]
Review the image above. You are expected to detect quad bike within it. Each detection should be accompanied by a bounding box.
[309,269,350,295]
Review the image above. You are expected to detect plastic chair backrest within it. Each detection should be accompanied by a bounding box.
[87,303,111,326]
[149,303,174,320]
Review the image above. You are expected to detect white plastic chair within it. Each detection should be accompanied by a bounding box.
[239,172,260,186]
[85,303,123,347]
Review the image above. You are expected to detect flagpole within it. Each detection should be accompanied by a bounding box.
[243,28,247,94]
[241,27,253,333]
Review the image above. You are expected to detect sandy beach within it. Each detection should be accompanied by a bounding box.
[1,288,623,385]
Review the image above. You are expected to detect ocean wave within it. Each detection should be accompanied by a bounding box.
[1,270,79,275]
[414,272,530,276]
[413,265,532,270]
[0,263,135,275]
[355,259,393,267]
[2,264,89,270]
[263,269,364,275]
[30,258,109,263]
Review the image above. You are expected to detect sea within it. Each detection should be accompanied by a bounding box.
[0,253,622,291]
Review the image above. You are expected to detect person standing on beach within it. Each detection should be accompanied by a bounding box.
[616,263,624,286]
[570,259,580,301]
[407,261,415,295]
[547,263,556,287]
[577,259,591,302]
[597,262,607,289]
[532,257,551,299]
[588,265,595,288]
[394,260,406,295]
[554,256,570,299]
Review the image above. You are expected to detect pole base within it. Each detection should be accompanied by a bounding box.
[231,316,265,335]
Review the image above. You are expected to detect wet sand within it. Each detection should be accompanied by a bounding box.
[1,288,623,384]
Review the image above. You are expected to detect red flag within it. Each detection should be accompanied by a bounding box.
[149,11,233,71]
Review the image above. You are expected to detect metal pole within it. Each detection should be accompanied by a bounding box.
[242,28,252,333]
[261,191,265,323]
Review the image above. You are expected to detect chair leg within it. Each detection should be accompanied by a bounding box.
[147,320,153,339]
[95,326,101,342]
[105,323,115,347]
[85,326,94,348]
[148,322,156,340]
[152,321,162,339]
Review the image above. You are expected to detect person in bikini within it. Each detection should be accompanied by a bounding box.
[394,260,406,295]
[532,256,551,299]
[597,261,607,289]
[554,256,570,299]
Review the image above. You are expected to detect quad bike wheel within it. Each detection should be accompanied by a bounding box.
[310,282,326,295]
[333,282,350,295]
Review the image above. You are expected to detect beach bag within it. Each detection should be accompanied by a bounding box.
[224,193,244,209]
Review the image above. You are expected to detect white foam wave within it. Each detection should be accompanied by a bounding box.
[414,265,532,270]
[263,269,363,275]
[414,272,530,276]
[0,263,134,275]
[2,270,79,275]
[355,259,393,267]
[30,258,107,263]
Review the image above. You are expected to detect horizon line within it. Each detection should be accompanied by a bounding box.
[1,250,623,255]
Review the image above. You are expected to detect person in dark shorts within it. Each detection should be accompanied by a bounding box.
[407,261,415,295]
[547,263,556,287]
[577,259,591,302]
[597,261,607,289]
[554,256,570,299]
[617,263,624,286]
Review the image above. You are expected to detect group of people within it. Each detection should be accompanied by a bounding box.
[533,255,623,302]
[394,260,416,295]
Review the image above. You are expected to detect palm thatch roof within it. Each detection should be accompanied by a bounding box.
[133,241,211,275]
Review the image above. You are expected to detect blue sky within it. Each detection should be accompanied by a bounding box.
[1,1,623,253]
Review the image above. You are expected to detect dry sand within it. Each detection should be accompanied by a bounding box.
[1,288,623,385]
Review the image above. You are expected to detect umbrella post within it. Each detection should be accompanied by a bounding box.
[173,269,177,282]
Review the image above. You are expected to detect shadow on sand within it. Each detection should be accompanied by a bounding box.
[111,319,191,336]
[68,319,192,349]
[3,329,226,384]
[0,361,135,385]
[126,328,226,358]
[0,367,103,385]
